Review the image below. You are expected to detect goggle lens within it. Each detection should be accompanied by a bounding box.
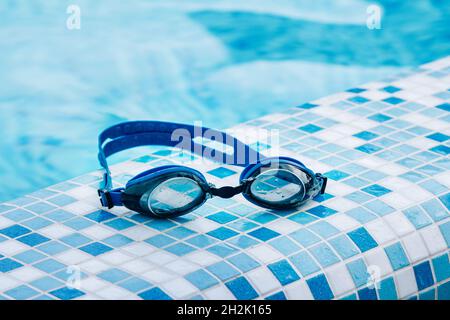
[146,177,205,216]
[250,168,306,206]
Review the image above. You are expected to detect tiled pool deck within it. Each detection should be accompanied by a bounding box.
[0,57,449,300]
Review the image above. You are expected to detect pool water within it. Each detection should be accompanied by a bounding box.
[0,0,449,201]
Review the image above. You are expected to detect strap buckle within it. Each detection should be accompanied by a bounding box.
[98,189,114,209]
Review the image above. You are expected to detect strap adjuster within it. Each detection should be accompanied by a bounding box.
[98,189,114,209]
[317,174,327,194]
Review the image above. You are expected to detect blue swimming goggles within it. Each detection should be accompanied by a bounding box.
[98,121,327,218]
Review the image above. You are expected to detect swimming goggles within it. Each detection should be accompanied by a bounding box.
[97,121,327,218]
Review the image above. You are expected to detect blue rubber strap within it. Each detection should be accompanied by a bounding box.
[98,121,264,193]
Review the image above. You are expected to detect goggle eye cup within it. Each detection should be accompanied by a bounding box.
[243,160,316,209]
[145,177,206,217]
[122,170,208,218]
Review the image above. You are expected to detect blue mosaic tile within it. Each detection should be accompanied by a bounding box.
[0,225,31,238]
[207,167,236,178]
[268,259,300,285]
[306,274,334,300]
[269,237,300,256]
[299,124,323,133]
[306,205,337,218]
[438,221,450,247]
[358,286,377,300]
[3,209,35,222]
[227,219,258,232]
[324,170,350,181]
[347,227,378,252]
[288,212,318,225]
[432,254,450,282]
[48,287,85,300]
[5,285,39,299]
[85,210,116,222]
[165,243,196,256]
[225,276,258,300]
[166,226,196,239]
[25,202,56,214]
[227,235,258,249]
[289,228,321,247]
[228,253,260,272]
[30,276,63,291]
[206,261,240,281]
[346,259,370,288]
[328,235,360,259]
[427,132,450,142]
[60,233,92,247]
[98,268,130,283]
[364,199,395,216]
[44,209,75,222]
[207,243,238,257]
[368,113,392,122]
[13,250,46,264]
[377,277,398,300]
[47,194,76,206]
[403,206,432,229]
[354,131,379,141]
[33,259,66,273]
[384,242,409,270]
[0,258,23,272]
[36,241,69,255]
[297,102,318,109]
[185,269,218,290]
[118,277,152,293]
[64,217,94,230]
[309,243,340,267]
[17,233,50,247]
[145,219,176,231]
[362,184,392,197]
[21,217,52,230]
[186,234,217,248]
[102,234,133,247]
[437,281,450,300]
[413,261,434,290]
[208,227,238,240]
[346,207,377,224]
[289,251,320,276]
[79,242,113,256]
[266,291,287,300]
[248,227,280,241]
[382,85,401,93]
[104,218,135,230]
[419,289,436,300]
[207,211,238,224]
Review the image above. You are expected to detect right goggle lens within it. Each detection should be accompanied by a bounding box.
[249,168,306,207]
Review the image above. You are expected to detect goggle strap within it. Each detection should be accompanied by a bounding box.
[98,188,124,209]
[97,121,264,191]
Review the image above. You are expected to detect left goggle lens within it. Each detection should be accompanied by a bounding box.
[144,177,205,217]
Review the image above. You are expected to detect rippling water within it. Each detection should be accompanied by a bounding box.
[0,0,449,201]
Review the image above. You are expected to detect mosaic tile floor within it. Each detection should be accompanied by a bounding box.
[0,57,449,300]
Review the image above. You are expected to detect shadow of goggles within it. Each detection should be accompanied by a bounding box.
[98,121,327,218]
